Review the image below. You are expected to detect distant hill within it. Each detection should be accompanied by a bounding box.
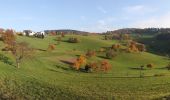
[44,29,92,35]
[105,28,170,35]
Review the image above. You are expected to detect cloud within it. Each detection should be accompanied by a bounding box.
[97,6,107,14]
[123,5,156,14]
[125,5,145,12]
[131,12,170,28]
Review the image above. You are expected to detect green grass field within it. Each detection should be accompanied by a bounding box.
[0,35,170,100]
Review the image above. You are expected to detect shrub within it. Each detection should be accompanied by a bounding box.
[68,37,80,43]
[86,50,96,58]
[106,49,117,59]
[147,63,154,69]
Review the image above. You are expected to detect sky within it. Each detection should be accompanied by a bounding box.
[0,0,170,32]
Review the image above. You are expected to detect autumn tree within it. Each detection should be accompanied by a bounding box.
[47,44,56,51]
[73,55,86,70]
[2,29,16,48]
[10,42,34,68]
[100,60,112,72]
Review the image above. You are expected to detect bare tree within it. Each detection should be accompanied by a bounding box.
[10,42,34,68]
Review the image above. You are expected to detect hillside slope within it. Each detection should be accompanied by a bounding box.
[0,35,169,100]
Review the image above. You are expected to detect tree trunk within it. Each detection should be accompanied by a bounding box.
[16,62,20,68]
[16,58,20,68]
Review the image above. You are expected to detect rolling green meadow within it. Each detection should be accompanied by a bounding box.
[0,34,170,100]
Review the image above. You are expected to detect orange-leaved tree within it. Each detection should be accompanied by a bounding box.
[47,44,56,51]
[100,60,112,72]
[73,55,86,70]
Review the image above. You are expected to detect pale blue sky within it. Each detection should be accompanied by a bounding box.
[0,0,170,32]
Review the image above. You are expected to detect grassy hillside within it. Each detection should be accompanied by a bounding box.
[0,35,169,100]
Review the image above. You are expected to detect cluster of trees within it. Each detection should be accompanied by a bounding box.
[104,33,131,41]
[85,60,111,72]
[68,37,80,43]
[72,54,112,73]
[127,41,146,53]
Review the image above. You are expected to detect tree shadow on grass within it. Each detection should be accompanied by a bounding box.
[94,76,141,78]
[129,67,146,70]
[155,67,167,70]
[47,68,72,75]
[60,60,74,65]
[36,48,47,52]
[97,56,110,59]
[0,54,16,67]
[55,64,71,71]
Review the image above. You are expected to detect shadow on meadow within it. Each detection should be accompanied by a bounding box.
[0,53,16,67]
